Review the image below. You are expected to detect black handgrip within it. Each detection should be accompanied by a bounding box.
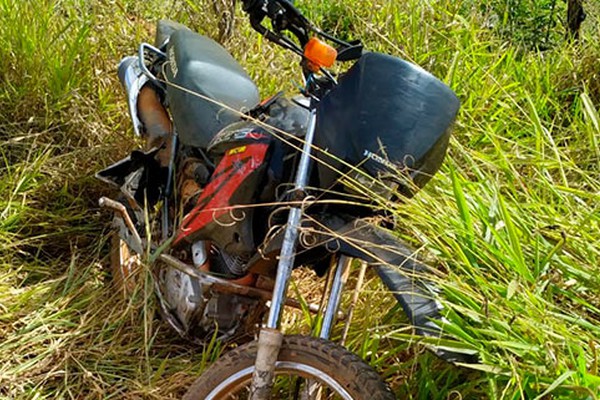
[275,0,310,27]
[249,13,303,55]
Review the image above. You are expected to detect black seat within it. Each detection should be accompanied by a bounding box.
[164,29,260,148]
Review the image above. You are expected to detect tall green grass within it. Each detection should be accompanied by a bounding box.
[1,0,599,398]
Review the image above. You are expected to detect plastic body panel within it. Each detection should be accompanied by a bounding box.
[314,52,460,197]
[174,132,272,258]
[117,56,149,136]
[165,30,260,148]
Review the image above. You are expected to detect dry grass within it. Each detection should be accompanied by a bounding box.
[1,0,599,398]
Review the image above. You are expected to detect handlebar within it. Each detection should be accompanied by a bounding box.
[242,0,309,55]
[241,0,364,81]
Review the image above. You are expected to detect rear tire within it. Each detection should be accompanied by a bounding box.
[109,222,142,296]
[183,335,395,400]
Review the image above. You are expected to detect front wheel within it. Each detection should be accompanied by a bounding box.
[183,335,395,400]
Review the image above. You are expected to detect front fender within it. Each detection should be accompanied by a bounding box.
[322,216,479,364]
[248,212,443,326]
[247,211,478,363]
[321,217,442,326]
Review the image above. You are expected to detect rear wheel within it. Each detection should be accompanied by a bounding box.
[109,222,142,296]
[183,335,395,400]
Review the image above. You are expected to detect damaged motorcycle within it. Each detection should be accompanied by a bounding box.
[97,0,477,398]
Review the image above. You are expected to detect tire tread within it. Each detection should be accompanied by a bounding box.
[184,335,395,400]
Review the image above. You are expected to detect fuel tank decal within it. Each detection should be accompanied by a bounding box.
[173,142,269,246]
[207,124,268,153]
[228,146,247,156]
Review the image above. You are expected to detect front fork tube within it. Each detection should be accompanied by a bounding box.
[301,256,350,400]
[250,109,317,400]
[319,255,350,339]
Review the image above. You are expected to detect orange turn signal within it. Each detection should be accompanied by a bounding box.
[304,37,337,72]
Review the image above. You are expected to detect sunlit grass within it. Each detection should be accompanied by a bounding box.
[1,0,599,398]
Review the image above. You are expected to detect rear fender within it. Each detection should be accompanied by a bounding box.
[95,148,166,208]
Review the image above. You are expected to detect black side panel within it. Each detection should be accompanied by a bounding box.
[165,30,260,148]
[314,52,460,197]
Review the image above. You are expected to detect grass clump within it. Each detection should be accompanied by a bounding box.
[1,0,599,399]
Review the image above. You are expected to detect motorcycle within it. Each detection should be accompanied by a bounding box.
[97,0,477,398]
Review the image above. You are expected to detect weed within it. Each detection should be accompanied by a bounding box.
[1,0,599,399]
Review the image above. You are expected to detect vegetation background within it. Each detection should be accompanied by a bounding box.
[0,0,599,398]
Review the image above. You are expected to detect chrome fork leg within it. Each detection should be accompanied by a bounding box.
[319,255,351,339]
[250,109,318,400]
[301,256,351,400]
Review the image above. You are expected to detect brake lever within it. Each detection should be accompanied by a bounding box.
[249,13,304,55]
[274,0,311,27]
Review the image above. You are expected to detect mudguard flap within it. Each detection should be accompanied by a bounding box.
[248,214,442,325]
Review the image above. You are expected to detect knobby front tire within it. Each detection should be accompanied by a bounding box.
[183,335,395,400]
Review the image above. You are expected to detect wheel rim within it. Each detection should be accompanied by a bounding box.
[204,361,354,400]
